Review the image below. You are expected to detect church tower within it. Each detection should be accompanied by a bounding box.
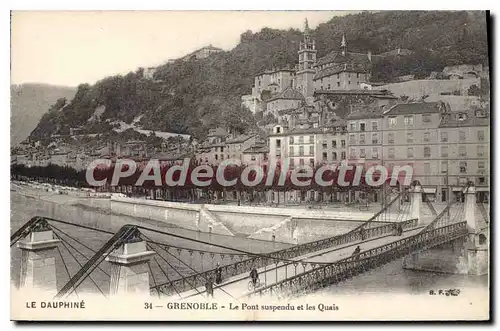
[296,18,317,100]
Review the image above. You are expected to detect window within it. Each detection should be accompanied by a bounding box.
[332,152,337,160]
[372,133,378,144]
[388,117,397,127]
[350,148,356,158]
[289,158,295,167]
[459,131,466,142]
[215,154,218,160]
[341,140,346,147]
[337,82,340,87]
[407,132,414,143]
[404,116,414,126]
[310,159,315,167]
[309,135,314,144]
[348,81,351,85]
[337,73,340,79]
[357,73,360,78]
[309,146,314,156]
[407,147,414,158]
[388,133,394,144]
[388,148,395,159]
[350,123,356,131]
[299,136,304,144]
[299,146,304,156]
[459,161,467,173]
[322,143,327,149]
[289,146,294,156]
[441,161,448,173]
[477,145,485,157]
[341,151,346,160]
[322,152,327,161]
[276,139,281,148]
[360,148,366,158]
[372,148,379,159]
[359,134,366,144]
[221,154,224,160]
[478,161,485,169]
[360,123,366,132]
[441,146,448,157]
[459,146,466,157]
[328,84,331,89]
[332,140,337,148]
[422,114,431,123]
[441,132,448,142]
[349,134,356,144]
[424,146,431,157]
[251,155,256,161]
[299,158,304,166]
[478,130,485,141]
[276,127,281,133]
[424,132,430,142]
[289,136,294,144]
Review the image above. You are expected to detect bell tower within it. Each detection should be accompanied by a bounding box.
[296,18,317,99]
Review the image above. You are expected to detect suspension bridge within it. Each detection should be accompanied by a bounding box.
[10,182,488,301]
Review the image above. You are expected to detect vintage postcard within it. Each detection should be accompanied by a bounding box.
[10,10,490,321]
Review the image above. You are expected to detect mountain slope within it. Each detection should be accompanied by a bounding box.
[11,83,76,146]
[28,11,489,143]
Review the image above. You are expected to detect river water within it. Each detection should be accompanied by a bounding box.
[10,188,488,298]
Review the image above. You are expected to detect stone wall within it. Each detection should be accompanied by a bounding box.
[110,197,377,243]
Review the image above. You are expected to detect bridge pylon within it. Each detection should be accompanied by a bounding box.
[462,183,488,275]
[105,229,156,297]
[409,181,422,225]
[17,220,61,297]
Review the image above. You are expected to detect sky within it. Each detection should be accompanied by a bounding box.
[10,11,358,87]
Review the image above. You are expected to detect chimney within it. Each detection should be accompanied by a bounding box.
[367,51,372,62]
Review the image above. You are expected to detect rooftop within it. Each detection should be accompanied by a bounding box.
[439,109,490,128]
[242,144,269,154]
[383,102,442,115]
[316,51,372,68]
[267,86,305,102]
[314,63,369,80]
[225,134,256,144]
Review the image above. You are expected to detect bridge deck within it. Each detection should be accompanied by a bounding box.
[174,225,425,300]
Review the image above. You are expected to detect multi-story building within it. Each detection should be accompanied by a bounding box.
[438,108,490,203]
[241,144,269,167]
[377,102,489,203]
[252,68,296,98]
[313,34,372,92]
[265,87,305,117]
[346,107,383,165]
[382,102,445,199]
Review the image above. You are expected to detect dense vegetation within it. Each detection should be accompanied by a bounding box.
[29,11,489,143]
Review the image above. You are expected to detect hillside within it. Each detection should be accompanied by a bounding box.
[29,11,489,143]
[11,83,76,146]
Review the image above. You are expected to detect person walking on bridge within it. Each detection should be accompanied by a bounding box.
[205,277,214,299]
[215,262,222,285]
[250,266,259,287]
[352,245,361,261]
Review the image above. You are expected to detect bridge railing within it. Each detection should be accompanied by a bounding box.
[249,221,467,299]
[155,196,416,296]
